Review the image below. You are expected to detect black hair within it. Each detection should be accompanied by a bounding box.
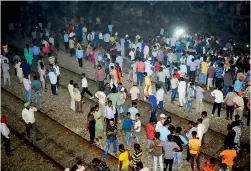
[82,73,86,77]
[108,100,112,104]
[90,107,95,112]
[94,104,99,108]
[135,113,140,117]
[210,157,216,164]
[149,117,156,123]
[134,143,140,150]
[132,102,137,106]
[163,120,169,126]
[192,131,197,136]
[227,124,233,130]
[167,134,174,141]
[175,126,182,134]
[220,163,228,169]
[155,132,160,138]
[189,121,195,126]
[70,80,74,85]
[92,158,100,163]
[77,160,82,165]
[168,124,175,134]
[197,118,203,123]
[232,121,240,127]
[126,112,131,116]
[119,144,125,150]
[201,111,207,116]
[73,83,78,88]
[136,161,143,169]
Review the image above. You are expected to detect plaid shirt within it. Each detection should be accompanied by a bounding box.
[94,161,110,171]
[233,126,241,143]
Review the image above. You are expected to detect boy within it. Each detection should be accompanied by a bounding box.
[132,113,141,144]
[122,112,133,147]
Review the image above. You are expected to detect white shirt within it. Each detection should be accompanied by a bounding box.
[1,123,10,139]
[105,106,116,119]
[129,50,135,61]
[22,107,37,124]
[48,71,57,84]
[53,65,60,76]
[129,86,139,100]
[136,42,142,52]
[178,81,186,93]
[23,78,31,91]
[81,77,88,88]
[98,32,103,39]
[211,89,224,103]
[68,84,74,97]
[197,123,205,142]
[202,117,210,133]
[155,121,163,131]
[134,120,141,132]
[140,168,149,171]
[144,45,149,56]
[180,64,187,75]
[156,89,165,103]
[95,91,106,104]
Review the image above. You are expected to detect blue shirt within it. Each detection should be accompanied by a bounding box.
[128,107,139,121]
[32,46,40,55]
[178,135,188,145]
[148,95,157,110]
[116,86,128,93]
[215,67,224,78]
[76,49,84,59]
[108,24,113,32]
[64,34,69,42]
[122,118,133,132]
[32,80,41,89]
[157,126,170,142]
[124,39,130,49]
[104,88,111,96]
[234,80,244,92]
[20,63,30,75]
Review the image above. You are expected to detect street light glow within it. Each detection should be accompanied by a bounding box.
[175,28,185,36]
[246,44,249,48]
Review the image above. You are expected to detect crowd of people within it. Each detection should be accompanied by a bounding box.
[1,15,250,171]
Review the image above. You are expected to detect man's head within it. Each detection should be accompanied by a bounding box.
[81,73,86,78]
[109,119,115,126]
[197,118,203,124]
[219,163,228,171]
[134,143,140,152]
[191,131,197,138]
[108,100,112,107]
[126,112,131,118]
[175,126,182,134]
[149,117,156,125]
[167,134,174,142]
[143,72,147,77]
[188,121,195,128]
[135,113,140,120]
[70,80,74,85]
[136,161,144,170]
[77,160,83,166]
[227,124,233,131]
[90,107,95,114]
[118,144,125,153]
[94,105,99,111]
[201,111,207,118]
[132,101,137,108]
[92,158,100,167]
[234,114,240,121]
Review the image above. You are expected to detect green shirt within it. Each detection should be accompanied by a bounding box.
[108,92,120,107]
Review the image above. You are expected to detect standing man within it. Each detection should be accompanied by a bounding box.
[128,102,139,127]
[129,82,140,103]
[145,93,158,120]
[178,77,186,107]
[199,58,208,84]
[211,87,224,117]
[0,115,12,157]
[104,100,116,126]
[68,80,75,111]
[2,59,11,86]
[64,31,69,51]
[201,111,210,145]
[81,73,94,99]
[157,67,167,94]
[48,68,57,95]
[53,62,60,89]
[188,131,201,171]
[31,76,43,106]
[136,58,145,87]
[22,102,37,140]
[118,144,130,171]
[207,63,216,90]
[195,84,205,114]
[224,87,237,120]
[146,118,156,152]
[196,118,205,143]
[23,74,31,102]
[218,146,237,171]
[95,65,106,90]
[184,121,197,161]
[233,91,245,119]
[104,119,117,161]
[144,72,152,96]
[171,74,179,104]
[76,47,84,67]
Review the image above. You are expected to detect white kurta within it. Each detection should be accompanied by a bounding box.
[144,60,153,76]
[68,84,75,111]
[143,45,149,59]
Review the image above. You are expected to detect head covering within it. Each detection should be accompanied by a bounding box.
[125,34,128,38]
[238,91,244,96]
[1,115,7,123]
[115,32,118,36]
[24,102,30,108]
[239,76,244,81]
[160,114,166,118]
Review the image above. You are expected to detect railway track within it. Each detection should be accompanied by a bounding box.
[4,42,250,170]
[1,88,121,170]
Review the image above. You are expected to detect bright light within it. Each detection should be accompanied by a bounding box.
[175,28,185,36]
[246,44,249,48]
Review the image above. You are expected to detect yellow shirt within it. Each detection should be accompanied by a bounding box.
[144,76,152,94]
[119,150,129,169]
[201,62,208,74]
[189,138,201,154]
[110,36,115,44]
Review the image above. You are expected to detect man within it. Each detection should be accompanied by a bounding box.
[211,86,224,117]
[118,144,130,171]
[224,124,236,149]
[189,58,196,82]
[144,72,152,96]
[171,74,179,104]
[95,65,106,90]
[23,75,31,102]
[185,121,197,161]
[232,121,241,153]
[0,115,12,157]
[157,67,167,94]
[136,58,145,87]
[32,43,40,60]
[122,112,133,147]
[92,158,110,171]
[131,143,143,169]
[71,160,85,171]
[157,120,171,142]
[233,91,244,119]
[199,58,208,84]
[20,59,31,77]
[195,84,205,114]
[128,102,139,127]
[178,77,186,107]
[95,87,106,117]
[223,70,233,96]
[110,66,118,88]
[22,102,37,140]
[223,86,236,120]
[156,84,166,113]
[188,131,201,171]
[129,48,136,61]
[107,88,120,123]
[76,47,84,67]
[2,59,11,86]
[218,146,237,171]
[129,82,140,103]
[196,118,205,143]
[186,82,195,112]
[81,73,94,99]
[215,63,224,88]
[201,111,210,145]
[132,113,141,144]
[173,126,187,169]
[64,31,69,50]
[48,68,57,95]
[136,162,149,171]
[207,63,216,90]
[104,100,116,126]
[160,134,180,171]
[68,80,75,111]
[53,62,60,89]
[31,76,43,105]
[104,119,117,161]
[69,38,75,57]
[145,93,158,120]
[146,118,156,152]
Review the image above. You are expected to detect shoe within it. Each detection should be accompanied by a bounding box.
[89,96,94,99]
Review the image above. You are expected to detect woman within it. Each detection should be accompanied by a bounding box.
[94,105,103,142]
[24,44,33,65]
[115,63,122,84]
[73,83,82,113]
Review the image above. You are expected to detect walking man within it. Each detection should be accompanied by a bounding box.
[76,47,84,67]
[48,68,57,95]
[31,76,43,105]
[2,59,11,86]
[188,131,201,171]
[81,73,94,99]
[104,119,117,161]
[211,86,224,117]
[23,75,31,102]
[1,115,12,157]
[22,102,37,140]
[171,74,179,104]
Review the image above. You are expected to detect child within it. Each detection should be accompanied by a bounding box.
[234,114,244,129]
[73,83,82,113]
[122,112,133,147]
[132,113,141,144]
[87,107,96,144]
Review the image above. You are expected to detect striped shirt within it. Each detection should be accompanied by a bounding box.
[131,149,143,167]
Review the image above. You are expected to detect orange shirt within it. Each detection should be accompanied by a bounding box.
[219,149,237,166]
[201,160,216,171]
[136,61,145,72]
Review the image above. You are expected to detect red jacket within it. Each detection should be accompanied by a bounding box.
[146,122,155,140]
